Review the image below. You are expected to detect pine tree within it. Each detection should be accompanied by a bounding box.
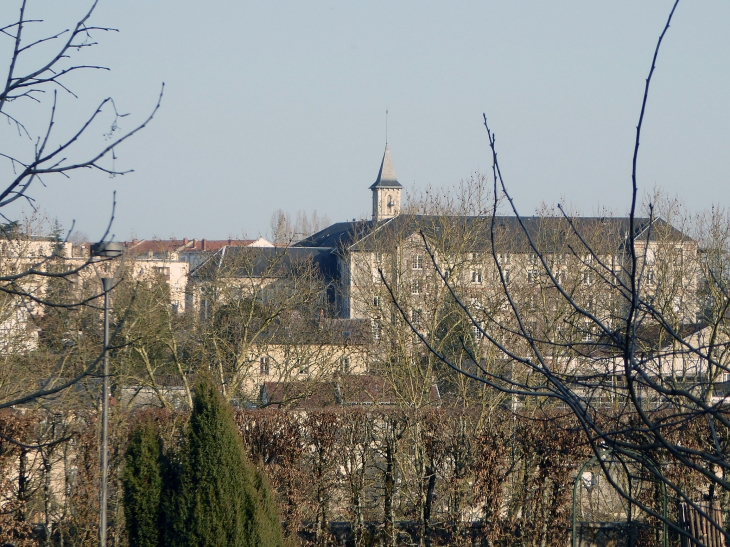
[169,377,283,547]
[123,420,164,547]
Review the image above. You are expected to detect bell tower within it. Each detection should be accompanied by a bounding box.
[370,145,402,221]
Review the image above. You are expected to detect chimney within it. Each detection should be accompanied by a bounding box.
[183,238,188,245]
[132,238,138,245]
[202,238,207,251]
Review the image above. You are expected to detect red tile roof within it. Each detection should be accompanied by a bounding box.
[124,238,262,255]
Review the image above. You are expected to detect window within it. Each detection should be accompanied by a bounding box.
[472,323,483,340]
[372,320,381,341]
[413,254,424,270]
[583,271,593,286]
[259,356,270,375]
[411,279,422,294]
[373,296,380,307]
[411,308,423,327]
[498,253,510,265]
[528,253,538,265]
[504,270,511,284]
[471,270,482,284]
[297,358,309,375]
[582,322,594,342]
[341,356,351,374]
[153,266,171,279]
[646,270,656,285]
[527,270,539,284]
[374,252,383,264]
[342,330,351,339]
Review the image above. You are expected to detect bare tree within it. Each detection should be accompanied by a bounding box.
[383,1,730,545]
[270,209,331,245]
[188,245,352,402]
[0,1,162,411]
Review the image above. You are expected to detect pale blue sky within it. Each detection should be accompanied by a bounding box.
[3,1,729,240]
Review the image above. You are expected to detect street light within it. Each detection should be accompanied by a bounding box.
[90,241,123,547]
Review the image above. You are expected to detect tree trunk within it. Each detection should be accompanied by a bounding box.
[384,444,396,547]
[423,464,437,547]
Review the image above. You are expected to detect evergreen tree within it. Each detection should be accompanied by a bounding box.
[169,377,283,547]
[123,419,164,547]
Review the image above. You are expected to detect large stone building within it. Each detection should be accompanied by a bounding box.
[295,145,698,327]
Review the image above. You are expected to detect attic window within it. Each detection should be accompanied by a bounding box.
[259,356,270,375]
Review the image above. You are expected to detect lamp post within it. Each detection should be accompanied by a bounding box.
[90,242,124,547]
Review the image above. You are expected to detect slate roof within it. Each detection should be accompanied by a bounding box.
[242,316,371,346]
[369,145,402,189]
[191,246,338,281]
[295,215,689,253]
[260,375,440,409]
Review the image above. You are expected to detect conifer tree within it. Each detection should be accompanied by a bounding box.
[123,420,163,547]
[170,377,283,547]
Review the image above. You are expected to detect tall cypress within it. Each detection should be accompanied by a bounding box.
[170,377,283,547]
[123,420,163,547]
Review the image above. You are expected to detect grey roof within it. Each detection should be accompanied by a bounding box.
[294,220,378,249]
[190,246,339,281]
[295,215,691,253]
[369,145,402,189]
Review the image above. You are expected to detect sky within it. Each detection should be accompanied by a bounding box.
[2,1,729,241]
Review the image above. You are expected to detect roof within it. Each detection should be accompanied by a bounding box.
[369,145,402,189]
[124,237,273,255]
[190,245,339,281]
[295,215,691,254]
[243,316,371,346]
[260,375,440,409]
[294,219,379,249]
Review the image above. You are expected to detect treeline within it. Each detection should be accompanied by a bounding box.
[3,403,723,546]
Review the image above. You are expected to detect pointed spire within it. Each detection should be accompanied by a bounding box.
[369,145,402,189]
